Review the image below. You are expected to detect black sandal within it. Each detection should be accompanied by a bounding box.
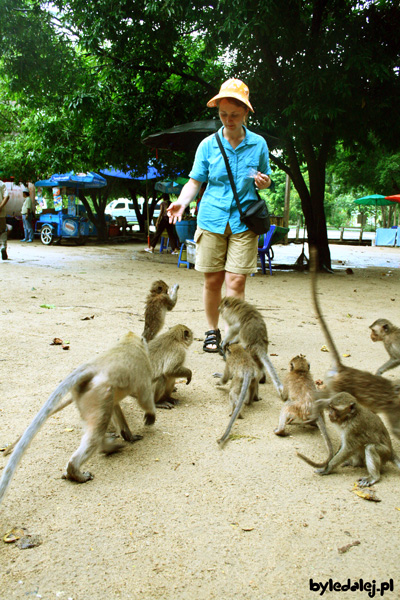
[203,329,222,354]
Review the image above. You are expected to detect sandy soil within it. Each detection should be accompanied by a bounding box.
[0,238,399,600]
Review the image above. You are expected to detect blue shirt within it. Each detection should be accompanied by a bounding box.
[189,126,271,234]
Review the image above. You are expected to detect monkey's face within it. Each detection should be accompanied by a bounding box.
[328,401,357,425]
[369,320,391,342]
[370,327,382,343]
[151,280,169,295]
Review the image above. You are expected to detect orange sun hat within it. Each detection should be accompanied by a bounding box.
[207,78,254,112]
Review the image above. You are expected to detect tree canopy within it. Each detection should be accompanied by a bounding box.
[0,0,399,262]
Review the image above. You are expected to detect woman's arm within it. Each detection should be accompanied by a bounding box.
[167,178,202,224]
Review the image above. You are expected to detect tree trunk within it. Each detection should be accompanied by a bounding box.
[284,140,332,271]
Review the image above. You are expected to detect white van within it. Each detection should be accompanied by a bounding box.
[105,198,138,223]
[105,198,160,225]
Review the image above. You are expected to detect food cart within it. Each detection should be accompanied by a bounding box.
[34,172,106,245]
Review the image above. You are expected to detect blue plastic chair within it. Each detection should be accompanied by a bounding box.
[258,225,276,275]
[159,233,169,252]
[177,241,193,269]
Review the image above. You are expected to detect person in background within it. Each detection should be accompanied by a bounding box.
[145,193,180,254]
[0,180,10,260]
[21,186,34,243]
[167,78,272,353]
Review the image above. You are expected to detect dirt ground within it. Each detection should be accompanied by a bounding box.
[0,239,399,600]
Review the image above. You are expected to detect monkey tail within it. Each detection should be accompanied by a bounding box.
[218,372,252,447]
[257,351,284,398]
[296,450,328,469]
[316,415,334,462]
[310,247,342,368]
[0,364,93,505]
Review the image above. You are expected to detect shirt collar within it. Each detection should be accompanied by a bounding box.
[212,125,258,150]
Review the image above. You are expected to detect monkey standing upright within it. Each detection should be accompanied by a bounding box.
[214,343,263,447]
[0,332,156,504]
[218,296,283,397]
[142,280,179,342]
[297,392,400,487]
[274,354,333,459]
[148,324,193,408]
[310,247,400,439]
[370,318,400,376]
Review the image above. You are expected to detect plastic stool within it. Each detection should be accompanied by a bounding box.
[177,242,190,268]
[159,234,169,252]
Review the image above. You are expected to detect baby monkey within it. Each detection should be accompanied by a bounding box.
[149,324,193,409]
[218,296,283,397]
[370,318,400,376]
[297,392,400,487]
[142,280,179,342]
[215,343,263,447]
[0,332,156,504]
[274,354,333,459]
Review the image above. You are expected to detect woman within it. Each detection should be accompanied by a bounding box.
[167,79,272,353]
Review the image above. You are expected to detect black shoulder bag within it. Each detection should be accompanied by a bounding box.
[214,132,270,236]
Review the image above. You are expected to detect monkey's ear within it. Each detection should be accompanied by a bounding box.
[349,402,357,413]
[307,362,311,371]
[383,324,389,332]
[184,328,190,339]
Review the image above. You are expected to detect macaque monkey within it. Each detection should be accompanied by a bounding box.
[370,318,400,376]
[0,332,156,503]
[274,355,333,458]
[148,324,193,409]
[297,392,400,487]
[214,343,263,447]
[142,280,179,342]
[310,247,400,439]
[218,296,283,398]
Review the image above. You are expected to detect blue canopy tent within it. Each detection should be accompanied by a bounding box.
[35,171,107,189]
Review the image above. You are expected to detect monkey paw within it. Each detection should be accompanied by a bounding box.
[144,413,156,425]
[357,477,375,488]
[62,470,94,483]
[157,399,178,409]
[315,468,329,475]
[273,428,287,437]
[120,431,143,443]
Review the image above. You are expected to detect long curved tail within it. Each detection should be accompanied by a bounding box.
[258,352,283,398]
[0,364,92,504]
[296,450,328,469]
[218,372,251,447]
[310,247,342,368]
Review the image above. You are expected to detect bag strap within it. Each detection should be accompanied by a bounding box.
[214,132,244,218]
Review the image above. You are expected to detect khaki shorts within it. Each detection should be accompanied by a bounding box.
[194,225,259,274]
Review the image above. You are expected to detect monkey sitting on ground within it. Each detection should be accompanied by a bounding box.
[218,296,283,398]
[274,354,333,458]
[148,324,193,409]
[297,392,400,487]
[0,332,156,503]
[310,247,400,439]
[214,343,263,447]
[370,318,400,376]
[142,280,179,342]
